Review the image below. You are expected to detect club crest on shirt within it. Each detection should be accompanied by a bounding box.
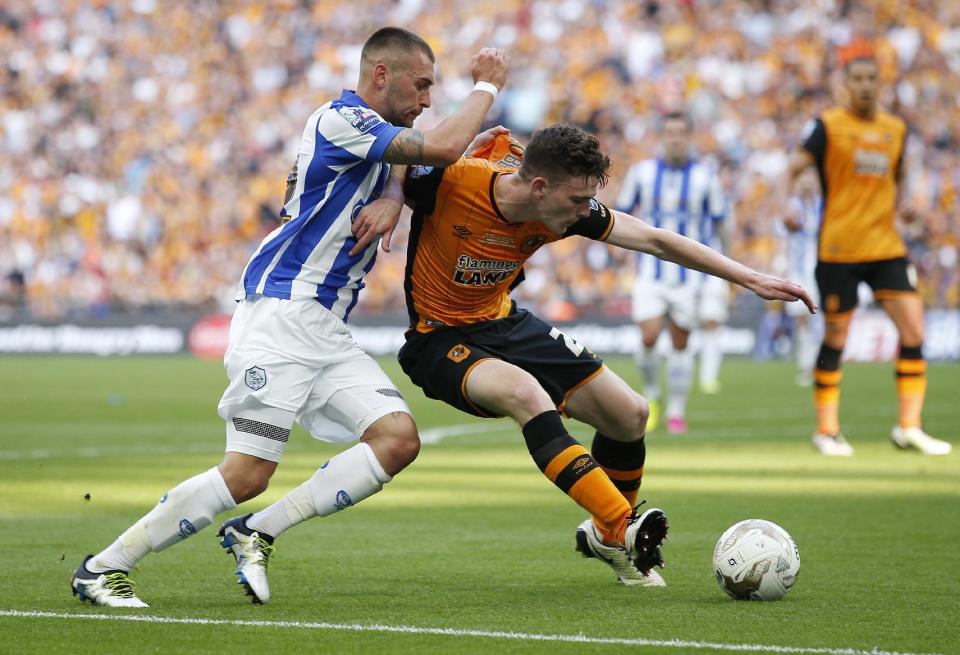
[245,366,267,391]
[520,235,547,254]
[409,165,434,179]
[337,105,380,133]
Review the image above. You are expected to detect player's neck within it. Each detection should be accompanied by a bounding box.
[493,173,538,224]
[846,104,876,121]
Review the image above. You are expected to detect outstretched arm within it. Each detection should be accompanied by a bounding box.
[606,210,817,313]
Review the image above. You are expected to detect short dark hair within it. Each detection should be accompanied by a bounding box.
[519,124,611,188]
[361,27,435,65]
[843,56,878,73]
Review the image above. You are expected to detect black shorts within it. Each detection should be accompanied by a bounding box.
[398,306,604,418]
[815,257,917,314]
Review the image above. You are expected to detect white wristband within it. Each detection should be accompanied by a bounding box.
[473,81,499,98]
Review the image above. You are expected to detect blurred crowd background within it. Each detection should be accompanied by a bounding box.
[1,0,958,323]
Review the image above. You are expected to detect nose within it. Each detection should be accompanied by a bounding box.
[421,89,432,109]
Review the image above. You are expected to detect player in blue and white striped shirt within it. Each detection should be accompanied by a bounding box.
[617,111,726,434]
[72,28,510,608]
[781,172,823,387]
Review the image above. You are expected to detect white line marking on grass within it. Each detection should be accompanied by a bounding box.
[0,444,220,461]
[0,610,940,655]
[420,422,512,444]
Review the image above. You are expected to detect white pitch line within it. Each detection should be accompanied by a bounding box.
[0,610,940,655]
[0,444,220,461]
[419,422,514,444]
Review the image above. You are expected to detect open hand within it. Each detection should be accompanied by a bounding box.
[748,274,818,314]
[349,198,404,256]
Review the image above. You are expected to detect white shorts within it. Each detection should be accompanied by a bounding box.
[631,280,699,331]
[218,295,411,462]
[698,275,730,324]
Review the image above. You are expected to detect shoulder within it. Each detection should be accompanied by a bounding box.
[877,111,907,135]
[443,156,498,186]
[321,101,390,134]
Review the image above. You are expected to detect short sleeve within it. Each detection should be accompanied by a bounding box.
[319,105,403,162]
[564,199,615,240]
[800,118,826,165]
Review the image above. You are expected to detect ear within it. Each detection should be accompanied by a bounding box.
[372,62,389,89]
[531,177,548,200]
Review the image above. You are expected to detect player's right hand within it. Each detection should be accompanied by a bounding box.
[471,47,509,90]
[466,125,510,157]
[349,197,404,255]
[748,274,818,314]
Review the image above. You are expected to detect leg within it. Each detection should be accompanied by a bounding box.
[879,293,951,454]
[465,359,635,544]
[564,369,668,585]
[564,367,648,508]
[811,261,857,455]
[636,316,664,410]
[632,281,669,430]
[879,294,925,429]
[72,417,280,607]
[665,321,693,433]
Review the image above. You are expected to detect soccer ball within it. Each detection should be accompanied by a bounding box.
[713,519,800,601]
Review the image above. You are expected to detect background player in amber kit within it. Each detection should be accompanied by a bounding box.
[784,47,951,456]
[382,125,814,588]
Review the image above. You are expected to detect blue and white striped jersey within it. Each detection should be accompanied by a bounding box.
[236,90,402,321]
[784,195,821,282]
[616,158,726,286]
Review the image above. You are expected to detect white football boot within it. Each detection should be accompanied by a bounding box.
[575,507,668,587]
[218,514,274,604]
[812,432,854,456]
[71,555,149,608]
[891,426,952,456]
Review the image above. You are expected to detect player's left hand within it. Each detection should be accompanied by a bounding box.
[466,125,509,157]
[748,274,818,314]
[349,198,404,255]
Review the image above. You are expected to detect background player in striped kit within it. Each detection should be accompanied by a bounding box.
[781,170,823,387]
[616,112,727,434]
[71,27,510,608]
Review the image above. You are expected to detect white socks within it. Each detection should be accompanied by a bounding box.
[666,347,694,419]
[246,442,391,539]
[90,466,236,573]
[636,345,662,401]
[699,328,723,386]
[796,322,819,379]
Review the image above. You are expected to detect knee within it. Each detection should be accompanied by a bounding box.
[219,455,275,504]
[364,412,420,475]
[503,378,554,418]
[606,395,649,440]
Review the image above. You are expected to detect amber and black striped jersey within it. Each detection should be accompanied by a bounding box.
[801,107,907,263]
[403,152,614,333]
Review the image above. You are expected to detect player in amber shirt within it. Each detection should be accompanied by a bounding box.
[356,124,814,588]
[784,51,951,457]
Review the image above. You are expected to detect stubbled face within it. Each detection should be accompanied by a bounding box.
[379,50,435,127]
[845,59,879,116]
[536,175,600,235]
[662,117,691,165]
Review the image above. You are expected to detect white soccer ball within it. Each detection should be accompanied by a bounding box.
[713,519,800,601]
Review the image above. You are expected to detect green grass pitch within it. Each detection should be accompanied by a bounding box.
[0,355,957,654]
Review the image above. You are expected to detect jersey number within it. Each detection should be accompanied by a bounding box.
[549,327,585,357]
